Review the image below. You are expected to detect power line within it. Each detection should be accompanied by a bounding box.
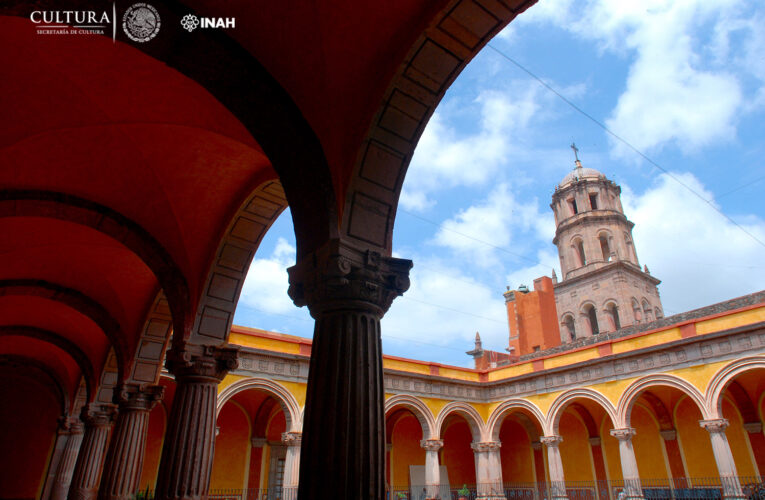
[485,43,765,250]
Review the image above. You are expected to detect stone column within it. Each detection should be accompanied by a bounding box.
[541,436,567,500]
[154,344,239,500]
[610,428,644,499]
[281,432,302,500]
[98,383,164,500]
[699,419,746,499]
[288,239,411,500]
[50,417,85,500]
[421,439,443,499]
[68,404,118,500]
[471,442,504,499]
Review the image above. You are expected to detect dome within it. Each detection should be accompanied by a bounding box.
[559,164,604,187]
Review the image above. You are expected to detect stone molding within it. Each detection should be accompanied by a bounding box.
[251,437,267,448]
[420,439,443,452]
[114,383,164,411]
[660,429,677,441]
[281,432,302,446]
[541,435,563,448]
[700,418,729,433]
[588,437,601,446]
[80,403,118,428]
[165,343,239,382]
[743,422,763,434]
[288,238,411,316]
[57,416,84,435]
[610,427,637,441]
[471,441,501,452]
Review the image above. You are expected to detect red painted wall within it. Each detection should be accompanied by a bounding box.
[390,414,425,488]
[507,277,561,356]
[499,419,534,483]
[442,419,476,488]
[210,403,251,490]
[0,375,59,499]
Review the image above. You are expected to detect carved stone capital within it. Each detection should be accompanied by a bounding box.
[79,403,118,428]
[251,437,267,448]
[530,441,542,451]
[588,437,601,446]
[114,382,164,411]
[420,439,444,452]
[541,435,563,448]
[660,429,677,441]
[700,418,729,434]
[57,415,84,435]
[744,422,763,434]
[610,427,637,441]
[288,239,412,317]
[470,441,501,452]
[282,431,302,446]
[165,343,239,382]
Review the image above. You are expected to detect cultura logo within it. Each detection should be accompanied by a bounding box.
[180,14,199,32]
[180,14,235,32]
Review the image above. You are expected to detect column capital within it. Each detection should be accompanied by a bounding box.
[165,343,239,382]
[282,431,302,447]
[251,437,267,448]
[700,418,729,433]
[588,436,601,446]
[80,403,118,428]
[530,441,542,451]
[114,382,164,411]
[659,429,677,441]
[610,427,637,441]
[471,441,501,452]
[420,439,444,452]
[288,238,412,317]
[541,435,563,448]
[57,415,84,435]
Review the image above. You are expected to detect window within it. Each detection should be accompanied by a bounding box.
[568,198,578,215]
[606,303,621,331]
[599,235,611,262]
[655,307,663,319]
[632,298,642,323]
[643,300,653,322]
[575,239,586,266]
[584,304,599,335]
[589,193,598,210]
[563,315,576,342]
[533,346,540,352]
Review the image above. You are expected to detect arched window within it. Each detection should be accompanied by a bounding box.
[583,304,599,335]
[632,298,642,323]
[562,315,576,342]
[642,300,653,322]
[572,238,586,267]
[606,302,621,331]
[624,232,637,264]
[655,307,663,319]
[599,234,611,262]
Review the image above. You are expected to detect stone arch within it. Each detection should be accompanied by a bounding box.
[546,388,618,436]
[601,299,621,332]
[705,356,765,419]
[435,401,486,442]
[560,312,577,342]
[0,191,191,343]
[616,374,708,428]
[191,180,287,345]
[631,297,642,323]
[596,229,614,262]
[641,298,653,322]
[487,399,547,443]
[570,236,587,267]
[216,377,302,432]
[384,394,436,440]
[0,326,95,402]
[580,301,599,335]
[0,354,69,416]
[0,279,126,381]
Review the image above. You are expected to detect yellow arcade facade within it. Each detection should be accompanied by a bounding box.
[140,291,765,499]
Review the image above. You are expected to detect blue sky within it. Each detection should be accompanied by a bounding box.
[234,0,765,367]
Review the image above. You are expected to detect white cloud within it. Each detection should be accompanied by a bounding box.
[238,237,297,314]
[622,172,765,314]
[504,248,560,291]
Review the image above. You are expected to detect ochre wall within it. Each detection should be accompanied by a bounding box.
[675,397,717,477]
[390,414,425,488]
[499,418,535,483]
[441,419,476,488]
[210,402,250,489]
[721,398,757,477]
[631,404,669,480]
[0,375,59,500]
[559,411,595,481]
[139,402,166,490]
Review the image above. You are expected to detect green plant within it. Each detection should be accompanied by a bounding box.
[396,493,407,499]
[458,484,470,496]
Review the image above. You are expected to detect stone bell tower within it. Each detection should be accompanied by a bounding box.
[551,145,663,342]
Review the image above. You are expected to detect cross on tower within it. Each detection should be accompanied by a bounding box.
[570,142,580,162]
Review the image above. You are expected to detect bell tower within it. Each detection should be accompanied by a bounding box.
[551,145,663,342]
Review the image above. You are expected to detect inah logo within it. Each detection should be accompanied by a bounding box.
[180,14,199,32]
[180,14,235,32]
[122,3,160,42]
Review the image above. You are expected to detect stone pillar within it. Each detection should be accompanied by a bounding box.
[471,442,504,499]
[154,344,239,500]
[699,419,746,499]
[609,428,644,499]
[98,383,164,500]
[743,422,765,477]
[288,239,411,500]
[541,436,567,500]
[421,439,443,499]
[50,417,85,500]
[68,404,118,500]
[281,432,302,500]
